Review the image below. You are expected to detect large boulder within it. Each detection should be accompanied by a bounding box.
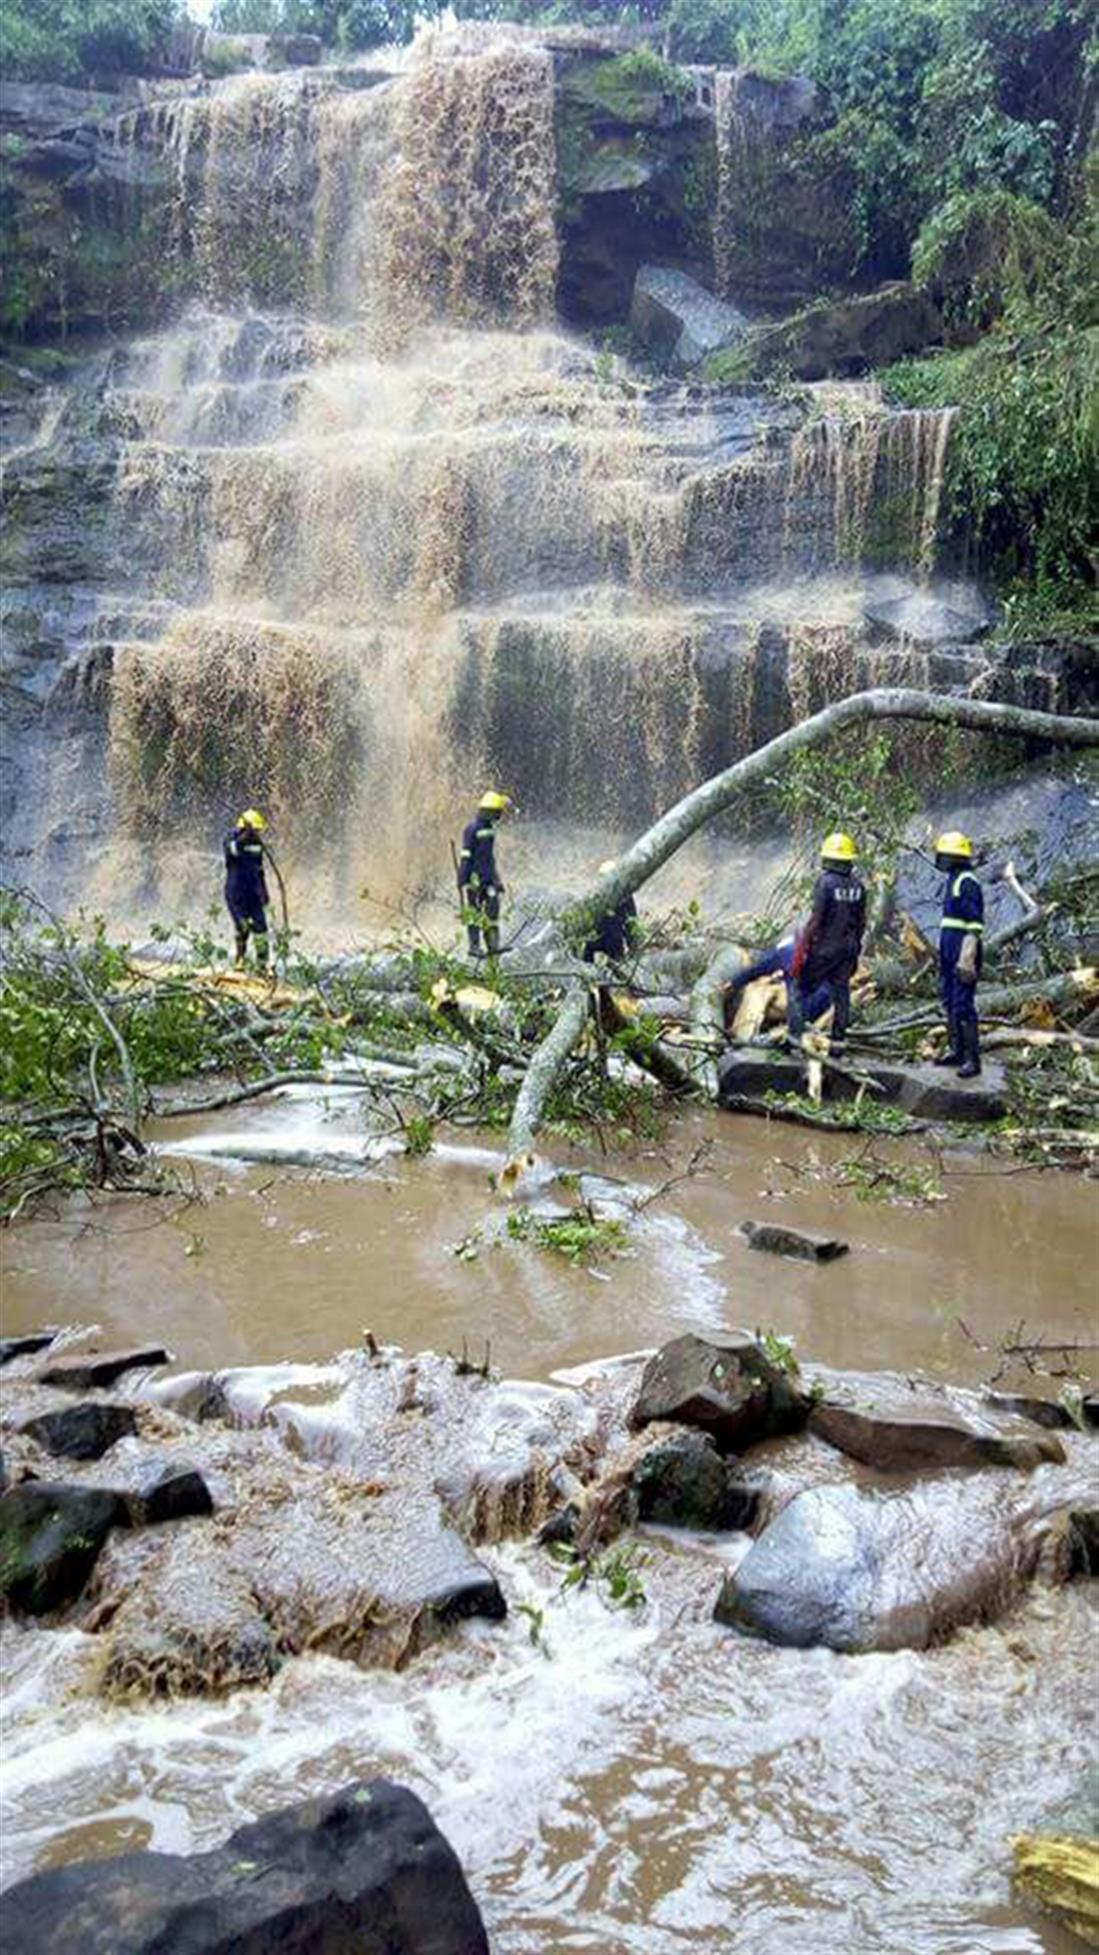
[630,265,749,372]
[19,1400,138,1461]
[708,283,944,383]
[0,1481,127,1615]
[556,51,716,323]
[808,1369,1066,1473]
[713,1475,1065,1652]
[2,1779,489,1955]
[631,1429,763,1530]
[631,1333,809,1452]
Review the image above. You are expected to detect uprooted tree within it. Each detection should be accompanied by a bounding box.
[501,688,1099,1174]
[2,687,1097,1220]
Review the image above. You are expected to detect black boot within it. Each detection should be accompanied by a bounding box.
[956,1017,981,1079]
[932,1016,960,1066]
[466,927,483,958]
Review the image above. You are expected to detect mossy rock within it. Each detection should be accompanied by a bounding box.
[560,52,692,129]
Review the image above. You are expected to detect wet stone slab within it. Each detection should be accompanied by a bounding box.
[806,1366,1067,1473]
[717,1049,1008,1122]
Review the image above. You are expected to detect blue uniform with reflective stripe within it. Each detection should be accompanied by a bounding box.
[939,867,983,1034]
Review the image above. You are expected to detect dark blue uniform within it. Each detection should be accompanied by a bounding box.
[584,894,639,964]
[458,810,502,956]
[224,826,269,964]
[723,939,834,1033]
[939,865,983,1065]
[787,867,866,1043]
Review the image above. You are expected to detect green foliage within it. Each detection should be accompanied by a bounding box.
[884,311,1098,597]
[761,1090,922,1136]
[212,0,418,50]
[505,1204,629,1265]
[549,1538,648,1610]
[402,1112,434,1157]
[755,1326,799,1374]
[911,188,1060,326]
[769,732,921,902]
[0,0,181,82]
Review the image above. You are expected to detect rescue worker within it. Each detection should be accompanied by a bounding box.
[787,831,866,1053]
[722,937,834,1035]
[223,808,270,970]
[934,829,983,1078]
[583,861,640,965]
[457,790,510,957]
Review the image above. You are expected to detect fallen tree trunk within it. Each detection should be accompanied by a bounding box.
[501,984,590,1188]
[860,968,1097,1038]
[503,692,1099,1170]
[574,692,1099,928]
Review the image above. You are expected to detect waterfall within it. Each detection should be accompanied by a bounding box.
[2,29,998,921]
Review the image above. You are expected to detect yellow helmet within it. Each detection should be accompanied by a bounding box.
[821,831,857,863]
[238,808,267,832]
[479,790,510,813]
[598,859,617,876]
[935,829,973,858]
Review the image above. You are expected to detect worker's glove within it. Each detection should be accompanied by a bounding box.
[956,933,979,983]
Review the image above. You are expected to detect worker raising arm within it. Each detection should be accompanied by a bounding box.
[934,830,983,1078]
[457,790,510,959]
[224,808,270,971]
[788,831,866,1054]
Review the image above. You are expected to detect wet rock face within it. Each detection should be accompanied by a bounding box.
[19,1400,138,1461]
[807,1369,1067,1473]
[713,1476,1051,1653]
[723,283,944,383]
[631,1333,809,1452]
[0,1482,128,1615]
[6,1779,489,1955]
[631,1429,762,1531]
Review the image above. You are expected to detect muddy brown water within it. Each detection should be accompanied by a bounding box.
[2,1099,1098,1952]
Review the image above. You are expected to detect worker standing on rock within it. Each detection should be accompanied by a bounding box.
[584,861,641,966]
[787,832,866,1053]
[223,808,270,971]
[457,790,510,958]
[934,829,983,1078]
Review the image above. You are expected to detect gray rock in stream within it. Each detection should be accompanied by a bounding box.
[631,1333,809,1452]
[716,1048,1008,1123]
[713,1474,1073,1652]
[19,1400,138,1461]
[0,1332,58,1367]
[631,1430,762,1531]
[738,1219,848,1263]
[37,1345,171,1391]
[0,1481,128,1615]
[4,1778,489,1955]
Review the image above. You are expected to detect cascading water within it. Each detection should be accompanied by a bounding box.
[2,27,1028,924]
